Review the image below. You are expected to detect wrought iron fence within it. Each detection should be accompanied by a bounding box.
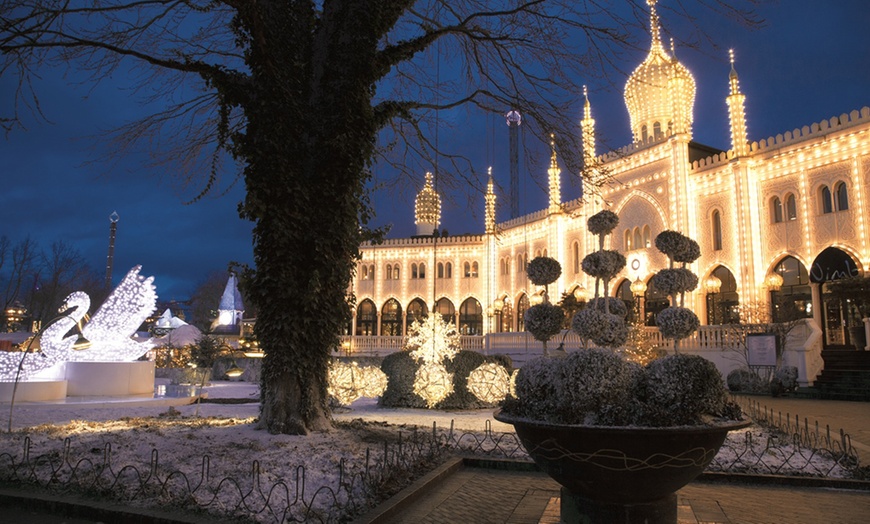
[0,413,864,523]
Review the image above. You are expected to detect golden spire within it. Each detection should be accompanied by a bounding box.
[648,0,663,53]
[485,166,496,234]
[728,48,740,95]
[415,171,441,236]
[547,134,561,214]
[726,48,749,156]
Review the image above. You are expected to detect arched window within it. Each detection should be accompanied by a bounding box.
[633,227,642,251]
[437,262,445,279]
[411,263,418,279]
[770,256,811,323]
[381,299,402,336]
[434,298,455,326]
[835,181,849,211]
[356,300,376,336]
[361,265,369,280]
[386,264,393,280]
[418,263,426,278]
[445,261,452,278]
[459,298,483,335]
[534,249,542,258]
[469,261,479,277]
[820,185,833,214]
[405,298,428,332]
[516,294,529,331]
[771,196,783,223]
[785,194,797,221]
[711,210,723,251]
[653,121,662,140]
[573,242,580,273]
[542,249,548,257]
[463,261,471,277]
[369,265,375,279]
[641,124,648,142]
[642,225,651,247]
[517,255,525,273]
[393,264,400,280]
[624,229,632,250]
[499,258,506,276]
[705,266,740,325]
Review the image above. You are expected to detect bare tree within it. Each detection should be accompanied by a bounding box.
[2,1,758,433]
[0,236,39,327]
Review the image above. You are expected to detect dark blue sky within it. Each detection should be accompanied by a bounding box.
[2,1,869,300]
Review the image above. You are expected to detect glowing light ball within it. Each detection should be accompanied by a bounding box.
[327,361,388,406]
[467,363,511,403]
[406,316,461,365]
[413,362,454,408]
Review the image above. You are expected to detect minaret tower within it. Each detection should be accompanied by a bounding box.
[727,49,750,157]
[104,211,119,288]
[414,171,441,236]
[506,110,522,218]
[485,167,497,234]
[547,135,561,214]
[580,86,597,188]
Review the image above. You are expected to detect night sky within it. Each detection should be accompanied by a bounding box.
[2,1,868,300]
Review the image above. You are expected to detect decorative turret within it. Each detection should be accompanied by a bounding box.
[624,0,696,143]
[726,49,750,157]
[547,135,562,214]
[415,171,441,236]
[485,167,497,234]
[218,273,245,326]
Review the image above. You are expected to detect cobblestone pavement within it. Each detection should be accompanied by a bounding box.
[373,467,870,524]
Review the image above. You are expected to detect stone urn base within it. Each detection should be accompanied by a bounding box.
[494,409,750,523]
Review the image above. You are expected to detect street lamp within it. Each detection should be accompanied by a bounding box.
[630,278,647,324]
[764,272,783,291]
[705,275,722,325]
[573,285,589,302]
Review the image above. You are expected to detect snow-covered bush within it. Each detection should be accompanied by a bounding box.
[635,354,736,426]
[581,250,626,280]
[590,312,629,349]
[656,306,700,340]
[379,352,426,408]
[586,209,619,236]
[651,268,698,296]
[586,296,628,317]
[771,366,799,396]
[726,368,766,392]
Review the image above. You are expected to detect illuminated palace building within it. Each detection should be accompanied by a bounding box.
[349,3,870,353]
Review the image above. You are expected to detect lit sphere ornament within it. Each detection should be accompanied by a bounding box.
[467,363,511,403]
[413,362,454,408]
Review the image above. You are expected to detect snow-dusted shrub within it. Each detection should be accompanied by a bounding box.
[557,349,641,425]
[527,257,562,286]
[507,356,563,421]
[581,250,626,280]
[636,354,735,426]
[524,303,565,343]
[379,351,426,408]
[587,296,628,317]
[726,368,766,392]
[771,366,799,396]
[590,312,629,349]
[587,209,619,236]
[651,268,699,296]
[656,306,700,341]
[571,307,604,344]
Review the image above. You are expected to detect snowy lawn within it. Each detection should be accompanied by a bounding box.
[0,381,855,523]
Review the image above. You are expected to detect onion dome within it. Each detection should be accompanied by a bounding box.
[624,0,696,143]
[415,171,441,236]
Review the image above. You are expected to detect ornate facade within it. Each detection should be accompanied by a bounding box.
[350,1,870,352]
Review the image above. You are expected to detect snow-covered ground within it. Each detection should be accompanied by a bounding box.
[0,381,853,523]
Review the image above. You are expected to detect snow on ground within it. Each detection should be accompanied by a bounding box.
[0,381,853,523]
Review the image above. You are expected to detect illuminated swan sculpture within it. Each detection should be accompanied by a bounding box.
[47,266,158,363]
[0,301,81,381]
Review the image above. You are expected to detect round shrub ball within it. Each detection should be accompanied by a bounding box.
[636,354,731,426]
[590,312,628,349]
[587,210,619,235]
[651,268,699,296]
[527,256,562,286]
[581,250,626,280]
[556,348,641,425]
[654,230,700,263]
[511,356,563,421]
[524,303,565,342]
[656,306,700,340]
[587,296,628,318]
[571,307,605,341]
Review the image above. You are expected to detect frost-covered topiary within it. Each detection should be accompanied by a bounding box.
[635,354,733,426]
[571,308,605,346]
[527,257,562,286]
[510,356,562,421]
[587,296,628,318]
[771,366,799,396]
[654,230,700,263]
[656,307,700,341]
[590,313,629,349]
[587,210,620,236]
[581,250,626,280]
[556,349,641,425]
[651,268,698,296]
[524,303,565,343]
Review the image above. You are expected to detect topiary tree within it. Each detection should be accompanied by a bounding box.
[524,256,566,355]
[378,351,425,408]
[651,230,701,351]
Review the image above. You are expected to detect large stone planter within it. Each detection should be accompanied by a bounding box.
[494,409,750,523]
